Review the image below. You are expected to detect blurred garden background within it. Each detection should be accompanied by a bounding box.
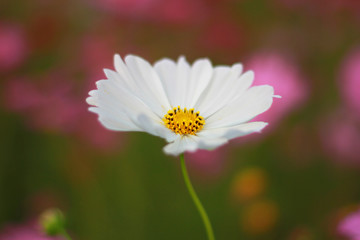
[1,0,360,239]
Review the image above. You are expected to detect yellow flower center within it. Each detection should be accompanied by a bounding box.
[163,106,205,135]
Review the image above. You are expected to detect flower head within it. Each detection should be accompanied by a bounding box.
[338,209,360,240]
[0,23,27,71]
[320,109,360,165]
[0,222,61,240]
[87,55,277,156]
[339,47,360,119]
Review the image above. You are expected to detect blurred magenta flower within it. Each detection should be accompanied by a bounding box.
[0,222,62,240]
[0,23,27,71]
[339,47,360,119]
[338,209,360,240]
[247,53,308,130]
[320,110,360,165]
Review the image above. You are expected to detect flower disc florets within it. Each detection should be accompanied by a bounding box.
[163,106,205,135]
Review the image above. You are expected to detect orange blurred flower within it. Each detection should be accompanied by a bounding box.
[241,200,279,235]
[231,167,267,203]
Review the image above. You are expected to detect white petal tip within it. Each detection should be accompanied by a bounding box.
[273,95,282,98]
[88,106,99,113]
[178,55,188,63]
[86,96,97,106]
[257,122,268,132]
[103,68,113,77]
[245,70,254,76]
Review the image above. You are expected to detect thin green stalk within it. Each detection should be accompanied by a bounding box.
[180,154,215,240]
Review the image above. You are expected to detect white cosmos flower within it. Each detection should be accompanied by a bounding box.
[86,54,278,156]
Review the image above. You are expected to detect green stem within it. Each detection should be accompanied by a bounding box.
[180,154,215,240]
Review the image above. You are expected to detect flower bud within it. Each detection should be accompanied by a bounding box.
[39,208,66,236]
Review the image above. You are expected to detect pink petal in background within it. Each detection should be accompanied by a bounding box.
[339,47,360,119]
[0,222,62,240]
[338,209,360,240]
[0,23,27,71]
[247,52,308,130]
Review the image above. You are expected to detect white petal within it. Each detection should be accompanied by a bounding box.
[89,78,161,131]
[132,114,178,142]
[114,54,133,84]
[153,58,178,107]
[195,137,229,150]
[198,121,268,140]
[154,57,215,110]
[113,54,138,91]
[124,55,171,116]
[175,56,191,107]
[103,68,133,93]
[114,55,170,116]
[205,85,274,128]
[195,65,231,114]
[103,66,169,123]
[195,64,252,117]
[87,83,140,131]
[86,90,99,106]
[163,135,228,156]
[163,136,197,156]
[89,107,138,131]
[185,58,213,107]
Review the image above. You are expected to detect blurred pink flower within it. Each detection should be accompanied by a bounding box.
[154,0,207,25]
[4,76,121,151]
[80,32,140,82]
[185,146,229,180]
[6,78,43,111]
[75,112,120,151]
[89,0,207,24]
[338,209,360,240]
[198,16,244,56]
[247,53,308,130]
[320,110,360,165]
[0,222,62,240]
[91,0,153,17]
[5,77,80,133]
[81,35,116,78]
[90,0,157,19]
[0,23,27,71]
[339,47,360,119]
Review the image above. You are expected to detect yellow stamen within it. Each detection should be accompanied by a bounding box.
[163,106,205,135]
